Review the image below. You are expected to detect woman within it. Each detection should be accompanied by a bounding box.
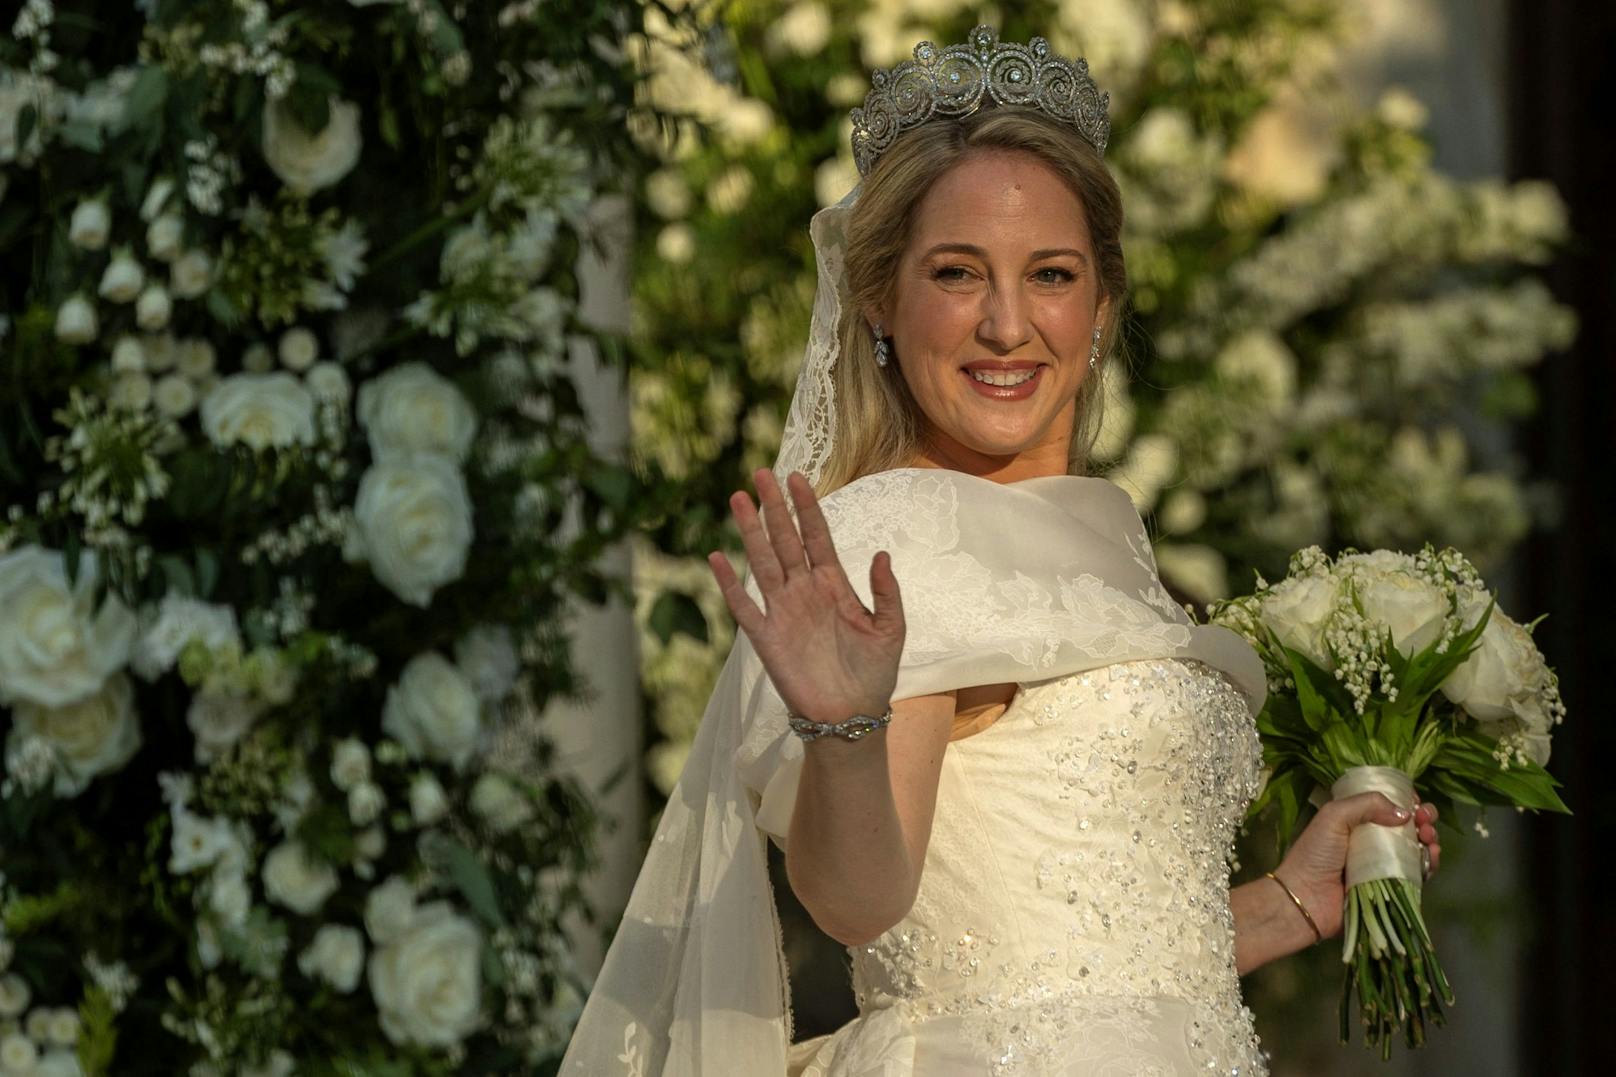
[563,26,1441,1075]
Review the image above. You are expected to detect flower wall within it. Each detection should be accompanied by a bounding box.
[0,0,648,1072]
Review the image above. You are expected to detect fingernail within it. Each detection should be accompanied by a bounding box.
[1393,808,1410,821]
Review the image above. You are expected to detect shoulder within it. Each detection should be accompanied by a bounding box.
[817,468,963,556]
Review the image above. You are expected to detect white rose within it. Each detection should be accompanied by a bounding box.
[355,826,386,860]
[409,772,450,825]
[382,653,482,769]
[1260,572,1341,671]
[54,294,98,344]
[367,901,483,1048]
[453,624,519,702]
[6,672,141,797]
[350,456,473,608]
[0,1030,37,1072]
[330,738,371,791]
[45,1008,78,1048]
[305,361,352,404]
[278,326,319,372]
[200,372,317,451]
[68,198,111,250]
[146,213,184,262]
[169,249,213,299]
[262,97,362,195]
[364,876,418,944]
[134,284,171,331]
[469,772,533,833]
[0,547,136,708]
[186,691,262,763]
[1441,591,1552,731]
[140,176,174,221]
[1341,552,1448,657]
[129,593,239,682]
[168,810,239,874]
[356,362,478,465]
[0,973,32,1017]
[109,372,153,412]
[175,338,216,380]
[262,840,339,916]
[299,924,365,993]
[153,373,197,418]
[110,334,145,372]
[207,867,251,927]
[98,251,145,303]
[348,780,385,826]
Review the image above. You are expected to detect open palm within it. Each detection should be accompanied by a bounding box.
[707,469,906,726]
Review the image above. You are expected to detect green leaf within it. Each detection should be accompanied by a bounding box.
[435,836,507,929]
[195,547,221,598]
[648,589,708,645]
[76,986,118,1077]
[159,554,196,597]
[64,529,82,586]
[123,66,169,129]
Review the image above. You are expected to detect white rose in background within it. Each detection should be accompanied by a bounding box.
[330,738,371,791]
[367,901,483,1048]
[261,840,339,915]
[356,361,478,464]
[1341,551,1449,656]
[186,691,263,763]
[278,326,319,372]
[130,593,241,681]
[298,924,365,993]
[6,673,142,797]
[0,546,137,708]
[364,876,418,945]
[454,624,519,702]
[409,772,450,825]
[382,652,482,769]
[261,97,362,195]
[348,454,473,608]
[168,809,243,875]
[305,361,352,404]
[199,372,317,450]
[469,772,533,833]
[1260,570,1341,670]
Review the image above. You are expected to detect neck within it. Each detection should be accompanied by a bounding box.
[908,436,1073,485]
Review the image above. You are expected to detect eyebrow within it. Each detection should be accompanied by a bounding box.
[920,242,1090,266]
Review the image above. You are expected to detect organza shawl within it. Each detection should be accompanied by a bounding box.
[559,465,1267,1075]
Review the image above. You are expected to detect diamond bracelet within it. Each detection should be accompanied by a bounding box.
[787,707,893,743]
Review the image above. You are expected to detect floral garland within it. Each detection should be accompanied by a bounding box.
[1,0,645,1072]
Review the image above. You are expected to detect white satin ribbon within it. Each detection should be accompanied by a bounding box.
[1330,765,1422,890]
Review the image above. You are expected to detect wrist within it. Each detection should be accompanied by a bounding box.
[1265,869,1323,948]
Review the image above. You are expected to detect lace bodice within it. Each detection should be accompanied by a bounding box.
[794,657,1268,1076]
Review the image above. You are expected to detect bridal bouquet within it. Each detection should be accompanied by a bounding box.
[1208,545,1569,1057]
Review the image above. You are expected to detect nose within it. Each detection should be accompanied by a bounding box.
[976,281,1033,353]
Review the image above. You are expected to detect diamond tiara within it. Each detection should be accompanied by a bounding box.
[849,25,1112,178]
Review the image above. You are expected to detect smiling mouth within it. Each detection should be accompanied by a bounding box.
[967,368,1040,387]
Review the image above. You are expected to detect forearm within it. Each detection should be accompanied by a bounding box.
[786,732,917,947]
[1230,876,1324,975]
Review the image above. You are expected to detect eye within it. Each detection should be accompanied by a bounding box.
[931,264,973,282]
[1033,266,1077,284]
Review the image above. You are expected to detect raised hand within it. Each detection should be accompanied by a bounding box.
[706,468,906,726]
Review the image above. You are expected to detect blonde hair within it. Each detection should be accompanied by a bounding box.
[815,106,1129,496]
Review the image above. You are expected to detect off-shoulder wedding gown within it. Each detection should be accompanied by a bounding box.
[787,656,1270,1076]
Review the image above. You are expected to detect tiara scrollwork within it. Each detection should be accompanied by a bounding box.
[849,25,1112,178]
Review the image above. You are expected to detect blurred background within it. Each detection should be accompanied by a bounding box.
[553,1,1616,1073]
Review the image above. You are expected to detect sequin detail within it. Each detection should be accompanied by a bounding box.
[850,658,1267,1075]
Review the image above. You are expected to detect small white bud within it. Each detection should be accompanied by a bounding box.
[98,250,146,303]
[153,373,198,417]
[135,285,172,330]
[110,335,146,373]
[69,198,111,250]
[146,213,184,262]
[110,372,153,411]
[169,249,213,299]
[175,338,215,380]
[54,295,99,344]
[242,341,275,372]
[278,327,319,372]
[140,176,175,221]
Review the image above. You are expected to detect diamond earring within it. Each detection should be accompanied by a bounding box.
[872,323,890,368]
[1088,324,1103,370]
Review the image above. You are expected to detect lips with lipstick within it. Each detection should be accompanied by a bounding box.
[961,360,1046,399]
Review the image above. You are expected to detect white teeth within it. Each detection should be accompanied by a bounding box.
[969,368,1038,387]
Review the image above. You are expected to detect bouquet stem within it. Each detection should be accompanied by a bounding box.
[1340,876,1454,1059]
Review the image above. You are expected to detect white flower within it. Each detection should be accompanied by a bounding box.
[330,738,371,791]
[239,1050,294,1077]
[262,97,362,194]
[142,332,177,372]
[356,362,478,465]
[656,223,694,264]
[5,673,142,797]
[765,2,831,56]
[382,653,482,769]
[109,372,153,412]
[130,593,240,682]
[364,876,418,945]
[153,373,198,418]
[36,1047,85,1077]
[168,810,238,874]
[278,327,319,372]
[299,924,365,993]
[134,285,172,331]
[1377,87,1429,131]
[349,455,474,608]
[54,294,98,344]
[0,547,136,708]
[146,213,184,262]
[469,772,533,833]
[68,198,111,250]
[199,372,317,451]
[348,780,385,826]
[175,338,215,380]
[169,249,213,299]
[110,335,145,372]
[186,691,262,763]
[367,901,483,1048]
[242,342,275,373]
[0,973,31,1018]
[1105,433,1178,514]
[1340,551,1448,656]
[206,868,251,928]
[140,177,174,221]
[409,772,449,825]
[0,1030,37,1072]
[305,361,351,404]
[1441,592,1554,735]
[261,840,339,916]
[97,251,145,303]
[1260,572,1341,671]
[355,826,386,860]
[453,624,519,702]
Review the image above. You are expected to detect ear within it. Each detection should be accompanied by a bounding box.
[1096,292,1113,332]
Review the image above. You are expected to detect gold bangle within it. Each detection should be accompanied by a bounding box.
[1265,870,1322,945]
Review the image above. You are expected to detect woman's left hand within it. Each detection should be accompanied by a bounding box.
[1272,795,1442,941]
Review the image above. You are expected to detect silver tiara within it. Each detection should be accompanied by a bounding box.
[850,25,1111,178]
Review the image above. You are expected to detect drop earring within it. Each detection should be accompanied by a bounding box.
[1088,324,1103,370]
[872,323,890,368]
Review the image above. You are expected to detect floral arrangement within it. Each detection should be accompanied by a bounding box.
[622,0,1578,793]
[1208,545,1569,1057]
[0,0,647,1072]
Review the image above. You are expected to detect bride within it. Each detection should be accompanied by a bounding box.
[563,25,1441,1075]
